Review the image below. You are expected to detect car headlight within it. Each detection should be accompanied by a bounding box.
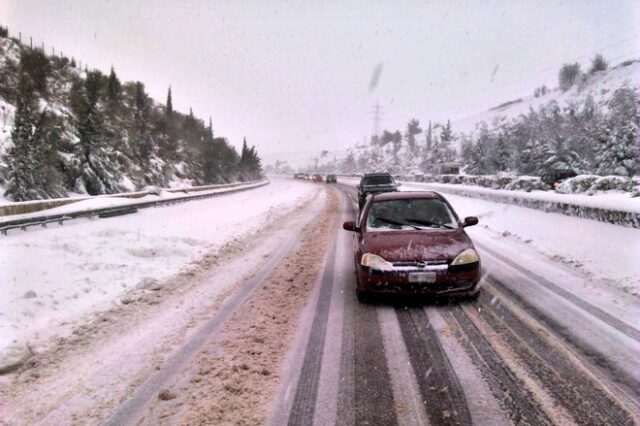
[361,253,393,270]
[451,248,479,266]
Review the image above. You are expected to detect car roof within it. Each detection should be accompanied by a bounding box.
[363,172,392,177]
[371,191,443,201]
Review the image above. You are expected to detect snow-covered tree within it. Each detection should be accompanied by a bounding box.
[595,86,639,176]
[74,70,122,194]
[404,118,422,154]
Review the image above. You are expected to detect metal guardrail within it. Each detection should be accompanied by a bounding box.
[0,180,269,236]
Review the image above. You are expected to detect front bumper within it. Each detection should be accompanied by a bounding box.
[357,262,481,296]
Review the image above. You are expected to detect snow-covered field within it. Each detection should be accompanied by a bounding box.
[340,177,640,296]
[0,179,321,359]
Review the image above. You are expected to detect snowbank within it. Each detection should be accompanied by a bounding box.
[0,179,320,361]
[402,181,640,228]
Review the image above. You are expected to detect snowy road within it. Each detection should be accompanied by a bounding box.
[1,179,638,425]
[269,182,639,425]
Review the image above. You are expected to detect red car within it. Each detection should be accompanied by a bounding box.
[343,191,481,302]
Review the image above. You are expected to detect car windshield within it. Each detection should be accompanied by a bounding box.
[362,175,394,186]
[366,199,457,230]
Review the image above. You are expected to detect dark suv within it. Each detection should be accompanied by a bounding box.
[357,173,398,209]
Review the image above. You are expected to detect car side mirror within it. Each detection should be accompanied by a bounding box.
[463,216,478,227]
[396,182,402,187]
[343,221,359,232]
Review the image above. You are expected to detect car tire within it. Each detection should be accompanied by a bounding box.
[355,274,372,303]
[356,287,372,303]
[466,286,481,301]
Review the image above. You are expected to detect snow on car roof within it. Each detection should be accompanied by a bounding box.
[372,191,443,201]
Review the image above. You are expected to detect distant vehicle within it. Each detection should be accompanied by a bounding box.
[541,169,577,188]
[342,191,481,302]
[313,174,323,183]
[293,173,304,179]
[326,174,337,183]
[356,172,398,209]
[435,162,460,175]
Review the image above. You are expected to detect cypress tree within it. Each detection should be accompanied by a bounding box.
[107,66,121,105]
[166,86,173,117]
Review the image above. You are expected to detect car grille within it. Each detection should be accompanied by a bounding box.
[391,260,448,268]
[372,279,472,292]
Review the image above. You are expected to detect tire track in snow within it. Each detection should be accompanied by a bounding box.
[476,290,636,425]
[445,306,553,426]
[487,275,640,398]
[286,196,340,425]
[476,241,640,342]
[351,302,398,426]
[395,307,472,425]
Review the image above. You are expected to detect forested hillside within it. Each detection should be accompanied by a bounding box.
[309,56,639,179]
[0,27,262,202]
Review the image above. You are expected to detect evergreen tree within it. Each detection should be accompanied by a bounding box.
[404,118,422,154]
[492,133,511,172]
[75,70,121,194]
[238,138,262,180]
[4,72,40,200]
[107,66,121,106]
[166,86,173,116]
[595,86,638,176]
[466,124,492,174]
[19,48,51,96]
[133,81,155,171]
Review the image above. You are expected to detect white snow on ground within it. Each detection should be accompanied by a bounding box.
[0,179,320,357]
[0,181,266,222]
[340,177,640,296]
[413,182,640,213]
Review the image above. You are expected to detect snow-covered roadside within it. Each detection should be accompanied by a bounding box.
[410,182,640,214]
[0,180,266,220]
[0,179,320,360]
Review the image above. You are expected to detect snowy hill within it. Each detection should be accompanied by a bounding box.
[453,60,640,134]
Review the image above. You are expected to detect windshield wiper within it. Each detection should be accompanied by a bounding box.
[376,216,422,230]
[405,219,454,229]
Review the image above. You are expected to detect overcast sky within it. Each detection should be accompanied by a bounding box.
[1,0,639,156]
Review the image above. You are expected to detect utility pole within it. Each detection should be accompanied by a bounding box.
[370,99,383,144]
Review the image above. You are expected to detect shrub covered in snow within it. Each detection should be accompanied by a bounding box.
[505,176,549,192]
[555,175,599,194]
[586,175,635,195]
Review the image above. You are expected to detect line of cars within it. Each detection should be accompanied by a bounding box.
[293,173,337,183]
[344,172,482,302]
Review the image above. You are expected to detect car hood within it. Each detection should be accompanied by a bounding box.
[361,229,473,261]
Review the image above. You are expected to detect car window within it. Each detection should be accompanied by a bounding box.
[366,199,457,230]
[363,175,394,186]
